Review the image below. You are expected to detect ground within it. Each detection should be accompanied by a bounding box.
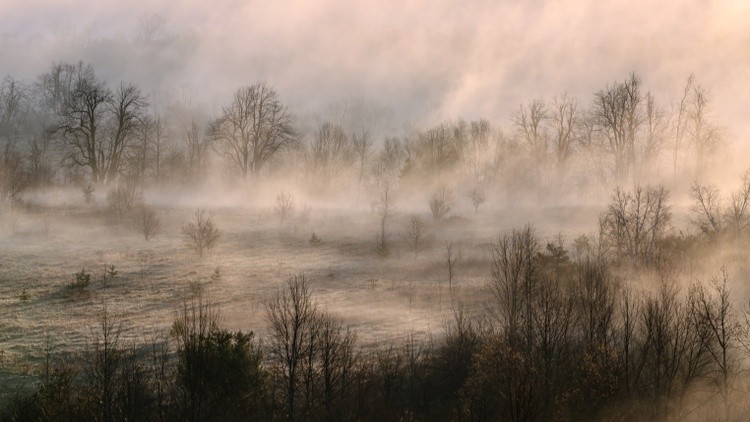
[0,189,606,392]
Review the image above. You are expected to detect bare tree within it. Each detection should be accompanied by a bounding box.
[461,119,500,185]
[404,123,458,178]
[429,184,455,222]
[489,226,539,347]
[403,215,431,258]
[0,76,27,139]
[316,313,357,421]
[84,305,123,422]
[351,129,372,185]
[151,115,168,184]
[600,184,671,268]
[694,269,738,420]
[375,179,393,257]
[727,171,750,233]
[689,171,750,239]
[687,83,723,177]
[307,122,354,188]
[181,209,220,257]
[130,114,153,184]
[185,120,211,184]
[639,92,669,177]
[638,279,701,417]
[591,72,643,183]
[267,274,318,421]
[57,65,147,184]
[514,98,549,160]
[36,61,79,115]
[672,75,694,176]
[446,242,460,295]
[549,93,579,171]
[211,82,297,179]
[0,143,28,203]
[690,182,722,237]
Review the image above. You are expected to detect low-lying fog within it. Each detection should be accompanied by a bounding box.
[2,1,750,421]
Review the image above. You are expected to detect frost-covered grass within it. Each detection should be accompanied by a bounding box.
[0,199,601,390]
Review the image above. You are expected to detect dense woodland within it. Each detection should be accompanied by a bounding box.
[2,61,750,421]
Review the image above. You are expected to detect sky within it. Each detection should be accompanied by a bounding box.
[1,0,749,144]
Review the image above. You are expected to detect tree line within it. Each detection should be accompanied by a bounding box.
[0,63,725,204]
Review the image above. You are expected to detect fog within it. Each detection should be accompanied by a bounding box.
[3,0,750,146]
[2,1,750,421]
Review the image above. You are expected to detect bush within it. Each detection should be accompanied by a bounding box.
[274,191,295,223]
[69,269,91,290]
[468,185,486,213]
[181,209,220,257]
[106,182,142,220]
[82,183,95,204]
[134,205,160,240]
[429,185,455,221]
[173,300,268,420]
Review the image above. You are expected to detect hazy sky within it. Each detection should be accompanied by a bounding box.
[1,0,749,143]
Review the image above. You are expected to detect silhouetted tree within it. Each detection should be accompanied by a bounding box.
[212,82,297,179]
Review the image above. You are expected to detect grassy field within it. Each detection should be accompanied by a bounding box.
[0,192,605,391]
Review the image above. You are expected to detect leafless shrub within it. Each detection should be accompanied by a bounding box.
[690,170,750,239]
[467,185,486,213]
[106,182,142,220]
[403,215,431,258]
[181,209,220,257]
[727,171,750,233]
[600,184,671,268]
[429,185,455,222]
[134,205,160,241]
[690,182,722,237]
[82,183,95,204]
[274,191,295,223]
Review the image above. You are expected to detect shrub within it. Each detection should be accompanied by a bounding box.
[429,185,455,221]
[274,191,295,223]
[134,205,161,240]
[106,182,142,220]
[173,300,268,420]
[310,232,321,244]
[82,183,95,204]
[468,185,486,213]
[181,209,220,257]
[70,269,91,290]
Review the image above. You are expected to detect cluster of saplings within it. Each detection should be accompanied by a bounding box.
[5,178,750,421]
